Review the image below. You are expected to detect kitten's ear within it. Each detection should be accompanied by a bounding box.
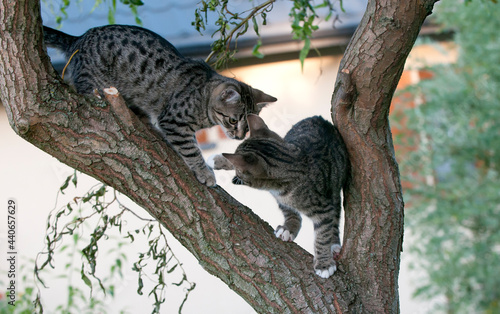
[222,153,257,169]
[220,88,241,105]
[247,114,269,136]
[247,114,281,140]
[252,88,277,109]
[223,153,267,178]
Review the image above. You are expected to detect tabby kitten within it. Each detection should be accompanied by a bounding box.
[210,115,348,278]
[43,25,277,186]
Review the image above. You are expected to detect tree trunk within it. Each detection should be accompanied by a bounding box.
[0,0,437,313]
[330,1,437,312]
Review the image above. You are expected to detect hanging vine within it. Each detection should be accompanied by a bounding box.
[34,171,195,313]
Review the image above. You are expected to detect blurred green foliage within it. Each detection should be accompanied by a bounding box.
[394,0,500,312]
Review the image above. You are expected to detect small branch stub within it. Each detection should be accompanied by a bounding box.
[103,86,136,127]
[16,118,31,135]
[332,68,355,121]
[103,87,119,96]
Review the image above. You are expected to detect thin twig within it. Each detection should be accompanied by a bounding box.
[205,0,276,64]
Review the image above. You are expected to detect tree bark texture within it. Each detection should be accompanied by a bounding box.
[331,0,438,312]
[0,0,437,313]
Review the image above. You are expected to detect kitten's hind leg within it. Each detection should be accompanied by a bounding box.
[311,204,342,279]
[275,204,302,242]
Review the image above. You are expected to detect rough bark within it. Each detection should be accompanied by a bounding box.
[0,0,437,313]
[331,0,438,312]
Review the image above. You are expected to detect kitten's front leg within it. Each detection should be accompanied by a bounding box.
[206,154,234,170]
[162,127,216,187]
[275,204,302,242]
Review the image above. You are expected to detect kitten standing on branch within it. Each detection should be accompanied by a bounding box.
[210,115,349,278]
[43,24,277,186]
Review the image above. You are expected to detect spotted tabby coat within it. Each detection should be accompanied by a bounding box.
[210,115,348,278]
[43,25,276,186]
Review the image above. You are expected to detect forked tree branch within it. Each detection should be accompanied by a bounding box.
[0,0,438,312]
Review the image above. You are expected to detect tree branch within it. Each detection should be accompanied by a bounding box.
[0,0,438,312]
[204,0,276,64]
[1,0,354,312]
[331,0,438,312]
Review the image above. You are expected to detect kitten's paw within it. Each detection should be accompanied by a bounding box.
[331,244,342,254]
[331,243,342,259]
[195,167,217,187]
[315,264,337,279]
[314,259,337,279]
[206,155,217,168]
[275,226,296,242]
[206,154,234,170]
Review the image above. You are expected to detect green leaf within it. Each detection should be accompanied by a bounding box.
[166,264,178,274]
[60,174,72,194]
[95,185,107,198]
[325,11,333,22]
[126,231,135,242]
[107,6,116,24]
[299,37,311,70]
[81,268,93,291]
[252,16,259,36]
[130,6,143,26]
[137,276,144,295]
[339,0,345,13]
[252,39,264,59]
[237,21,249,37]
[128,0,144,5]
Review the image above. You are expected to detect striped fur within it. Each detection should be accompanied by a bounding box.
[217,115,348,278]
[43,25,276,186]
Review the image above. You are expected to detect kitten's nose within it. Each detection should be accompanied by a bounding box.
[234,126,248,140]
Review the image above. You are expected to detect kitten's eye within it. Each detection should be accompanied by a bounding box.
[228,117,238,125]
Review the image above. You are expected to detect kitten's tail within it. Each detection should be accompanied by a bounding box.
[43,26,78,54]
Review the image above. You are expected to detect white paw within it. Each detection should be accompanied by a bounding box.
[206,154,234,170]
[331,244,342,253]
[274,226,295,242]
[315,265,336,279]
